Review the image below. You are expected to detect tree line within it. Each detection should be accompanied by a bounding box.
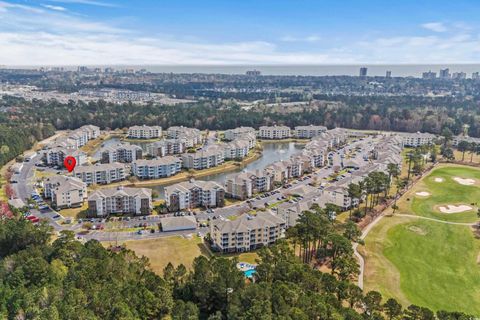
[0,210,474,319]
[1,93,480,167]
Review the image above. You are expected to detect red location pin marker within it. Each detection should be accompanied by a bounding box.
[64,156,77,172]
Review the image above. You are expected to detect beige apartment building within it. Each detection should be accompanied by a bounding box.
[43,176,87,209]
[210,212,286,253]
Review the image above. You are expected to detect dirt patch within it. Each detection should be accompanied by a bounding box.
[415,191,430,197]
[437,204,473,214]
[407,225,428,236]
[453,177,476,186]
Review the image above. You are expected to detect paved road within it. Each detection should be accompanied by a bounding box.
[353,213,385,289]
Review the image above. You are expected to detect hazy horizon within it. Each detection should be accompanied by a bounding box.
[3,64,480,77]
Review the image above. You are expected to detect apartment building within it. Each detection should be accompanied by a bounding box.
[294,125,327,139]
[250,169,274,193]
[128,125,162,139]
[452,135,480,146]
[401,132,436,147]
[166,126,203,147]
[224,127,256,141]
[164,180,225,211]
[321,185,355,210]
[274,197,317,228]
[132,156,182,179]
[67,125,101,148]
[80,125,101,140]
[210,212,286,253]
[284,158,305,177]
[87,186,152,217]
[101,143,143,163]
[224,139,250,160]
[43,176,87,209]
[44,148,87,167]
[258,125,291,139]
[317,128,348,148]
[302,147,326,168]
[147,139,186,157]
[74,163,128,185]
[241,132,257,149]
[224,169,274,200]
[291,154,314,174]
[181,145,224,170]
[265,161,290,183]
[225,172,253,200]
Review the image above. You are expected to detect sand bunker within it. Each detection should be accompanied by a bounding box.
[438,204,473,214]
[434,177,444,182]
[453,177,476,186]
[415,191,430,197]
[408,225,428,235]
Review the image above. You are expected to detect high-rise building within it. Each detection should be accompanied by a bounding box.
[452,72,466,80]
[246,70,261,76]
[439,68,450,79]
[422,71,437,79]
[385,70,392,78]
[472,72,480,80]
[359,67,368,77]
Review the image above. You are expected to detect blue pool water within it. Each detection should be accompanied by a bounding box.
[244,269,256,278]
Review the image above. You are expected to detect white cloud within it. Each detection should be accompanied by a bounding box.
[49,0,117,7]
[0,2,478,65]
[280,35,321,43]
[422,22,447,32]
[41,4,67,11]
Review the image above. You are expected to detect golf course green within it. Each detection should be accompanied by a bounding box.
[361,164,480,315]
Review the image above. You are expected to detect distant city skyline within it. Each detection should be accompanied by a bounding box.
[1,0,480,65]
[3,64,480,78]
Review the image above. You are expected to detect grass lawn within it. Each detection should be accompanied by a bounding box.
[362,164,480,315]
[34,169,56,180]
[397,164,480,223]
[105,235,211,275]
[218,252,260,265]
[454,150,480,163]
[59,203,88,219]
[362,216,480,314]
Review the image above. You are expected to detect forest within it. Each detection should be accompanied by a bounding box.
[0,206,472,319]
[1,93,479,168]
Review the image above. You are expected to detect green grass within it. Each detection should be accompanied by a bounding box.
[217,252,260,265]
[398,165,480,223]
[104,235,210,275]
[385,220,480,314]
[362,164,480,315]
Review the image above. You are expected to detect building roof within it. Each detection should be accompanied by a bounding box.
[103,143,142,153]
[74,162,127,173]
[212,212,285,234]
[164,179,224,195]
[129,125,162,131]
[133,156,182,166]
[88,186,151,200]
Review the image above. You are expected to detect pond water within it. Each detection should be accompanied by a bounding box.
[94,137,304,199]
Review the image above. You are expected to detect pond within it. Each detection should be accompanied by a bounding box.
[94,137,304,199]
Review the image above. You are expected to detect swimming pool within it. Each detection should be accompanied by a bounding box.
[244,269,256,278]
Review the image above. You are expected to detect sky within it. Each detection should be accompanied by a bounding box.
[1,0,480,65]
